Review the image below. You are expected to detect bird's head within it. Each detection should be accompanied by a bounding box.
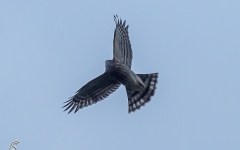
[105,60,115,72]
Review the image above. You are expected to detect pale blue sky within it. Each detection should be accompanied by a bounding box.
[1,1,240,150]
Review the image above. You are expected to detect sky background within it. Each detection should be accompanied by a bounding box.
[1,0,240,150]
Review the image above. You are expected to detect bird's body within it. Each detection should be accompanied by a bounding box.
[63,15,158,113]
[105,60,145,91]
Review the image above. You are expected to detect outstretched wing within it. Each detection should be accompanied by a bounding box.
[63,73,121,114]
[113,15,133,68]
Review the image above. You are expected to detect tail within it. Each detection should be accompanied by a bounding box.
[126,73,158,113]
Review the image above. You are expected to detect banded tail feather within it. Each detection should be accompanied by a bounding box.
[126,73,158,113]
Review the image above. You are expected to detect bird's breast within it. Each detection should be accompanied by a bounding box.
[107,64,141,90]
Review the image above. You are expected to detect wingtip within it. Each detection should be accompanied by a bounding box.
[113,14,118,24]
[125,25,129,30]
[113,15,126,27]
[62,101,71,108]
[123,20,126,26]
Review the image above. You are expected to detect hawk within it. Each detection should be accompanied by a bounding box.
[63,15,158,113]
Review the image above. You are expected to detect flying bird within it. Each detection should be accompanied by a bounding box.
[63,15,158,113]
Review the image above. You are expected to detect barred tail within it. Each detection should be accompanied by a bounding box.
[126,73,158,113]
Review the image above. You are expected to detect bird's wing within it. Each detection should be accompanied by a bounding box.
[63,73,120,114]
[113,15,133,68]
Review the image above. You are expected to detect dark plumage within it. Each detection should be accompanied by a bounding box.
[63,15,158,114]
